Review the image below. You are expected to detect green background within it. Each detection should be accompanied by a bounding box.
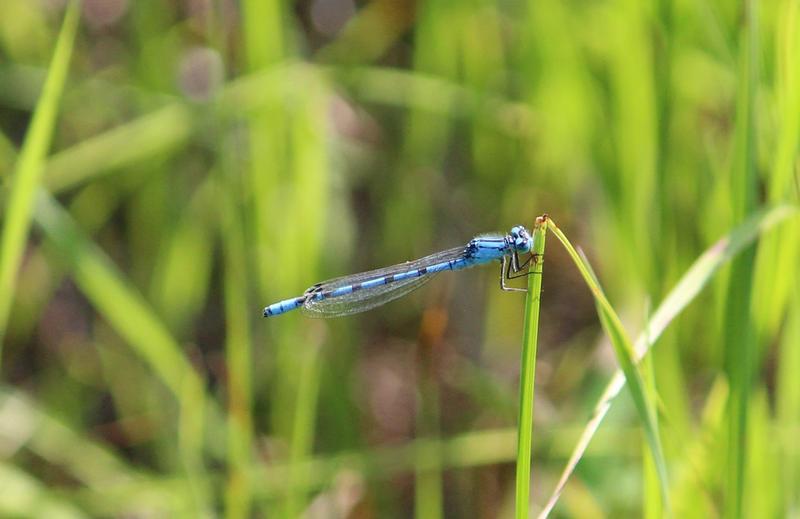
[0,0,798,517]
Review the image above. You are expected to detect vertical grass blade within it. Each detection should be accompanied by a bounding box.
[515,215,547,519]
[547,218,671,515]
[217,159,254,518]
[415,321,444,519]
[285,341,323,518]
[751,0,800,339]
[724,1,760,515]
[778,287,800,512]
[0,0,79,349]
[287,85,329,518]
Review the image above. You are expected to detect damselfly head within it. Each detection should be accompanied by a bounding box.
[508,225,532,253]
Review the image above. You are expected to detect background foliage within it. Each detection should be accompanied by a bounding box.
[0,0,798,517]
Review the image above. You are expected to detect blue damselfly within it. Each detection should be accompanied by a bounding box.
[264,225,536,318]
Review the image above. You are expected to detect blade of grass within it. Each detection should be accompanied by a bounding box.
[752,1,800,514]
[315,0,417,64]
[33,192,209,414]
[43,104,194,193]
[0,0,79,349]
[285,338,324,518]
[414,312,445,519]
[240,0,287,305]
[538,204,800,518]
[149,177,215,333]
[0,386,141,488]
[336,65,534,137]
[746,389,781,517]
[641,347,662,519]
[33,192,213,515]
[547,217,671,515]
[724,1,760,515]
[0,463,86,519]
[281,83,329,518]
[26,64,531,200]
[777,286,800,511]
[751,0,800,339]
[39,64,294,197]
[672,376,729,517]
[239,18,295,518]
[578,255,666,517]
[38,63,298,197]
[215,155,254,518]
[515,215,547,519]
[0,385,202,514]
[247,425,642,501]
[52,421,642,513]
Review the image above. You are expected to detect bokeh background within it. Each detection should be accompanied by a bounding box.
[1,0,799,517]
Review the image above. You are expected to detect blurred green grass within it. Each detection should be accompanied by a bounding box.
[1,0,799,517]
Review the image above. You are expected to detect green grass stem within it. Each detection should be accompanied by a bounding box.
[285,340,323,518]
[0,0,79,350]
[515,215,547,519]
[415,336,444,519]
[217,156,255,518]
[724,2,760,516]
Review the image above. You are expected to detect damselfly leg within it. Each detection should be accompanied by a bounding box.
[508,251,531,278]
[508,251,543,279]
[500,255,527,292]
[499,251,544,292]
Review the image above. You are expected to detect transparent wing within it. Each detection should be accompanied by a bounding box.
[302,275,433,317]
[301,245,467,318]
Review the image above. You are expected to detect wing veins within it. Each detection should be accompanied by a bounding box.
[301,245,467,318]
